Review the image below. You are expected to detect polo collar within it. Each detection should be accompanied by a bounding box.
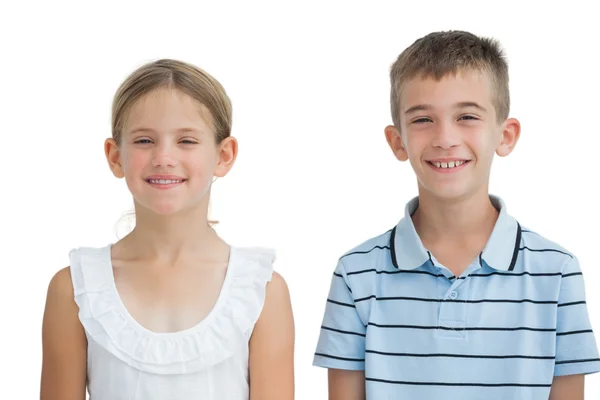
[390,195,521,271]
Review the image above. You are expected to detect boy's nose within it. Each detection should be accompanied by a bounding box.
[432,122,461,149]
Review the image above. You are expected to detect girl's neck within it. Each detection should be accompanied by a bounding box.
[118,203,226,265]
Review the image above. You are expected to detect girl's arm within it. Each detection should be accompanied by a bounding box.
[249,272,295,399]
[40,267,87,400]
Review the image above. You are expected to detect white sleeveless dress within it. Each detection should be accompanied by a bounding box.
[69,245,275,400]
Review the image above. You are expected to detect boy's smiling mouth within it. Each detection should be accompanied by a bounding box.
[426,159,471,171]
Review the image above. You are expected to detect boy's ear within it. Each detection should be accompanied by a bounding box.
[105,138,125,178]
[496,118,521,157]
[385,125,409,161]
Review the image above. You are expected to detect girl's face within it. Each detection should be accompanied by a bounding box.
[105,88,237,216]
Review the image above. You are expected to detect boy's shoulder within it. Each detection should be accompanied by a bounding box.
[507,223,579,276]
[336,228,395,273]
[518,225,576,266]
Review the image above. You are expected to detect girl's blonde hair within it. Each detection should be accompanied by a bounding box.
[112,58,232,144]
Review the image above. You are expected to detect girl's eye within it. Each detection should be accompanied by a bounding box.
[134,139,152,144]
[180,140,198,144]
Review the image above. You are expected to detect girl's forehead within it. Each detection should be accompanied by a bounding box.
[124,88,215,135]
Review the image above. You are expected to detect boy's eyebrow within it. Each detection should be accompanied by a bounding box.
[455,101,487,112]
[404,104,432,115]
[404,102,487,115]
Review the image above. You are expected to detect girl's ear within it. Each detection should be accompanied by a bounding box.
[214,136,238,178]
[105,138,125,178]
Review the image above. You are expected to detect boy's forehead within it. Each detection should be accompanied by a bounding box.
[400,69,494,112]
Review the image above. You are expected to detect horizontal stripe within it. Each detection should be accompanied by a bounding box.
[315,352,364,362]
[321,325,366,337]
[354,295,557,304]
[348,268,447,278]
[341,245,390,259]
[366,377,551,388]
[470,271,562,278]
[339,269,565,279]
[326,299,355,308]
[519,246,573,258]
[365,350,554,360]
[368,323,555,332]
[555,358,600,365]
[557,301,586,308]
[556,329,594,336]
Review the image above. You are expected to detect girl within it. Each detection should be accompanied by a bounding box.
[40,59,295,400]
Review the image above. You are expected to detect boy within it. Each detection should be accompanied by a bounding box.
[313,30,600,399]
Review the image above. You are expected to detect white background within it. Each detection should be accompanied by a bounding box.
[1,0,599,398]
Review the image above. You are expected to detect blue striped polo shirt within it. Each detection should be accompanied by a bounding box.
[314,196,600,399]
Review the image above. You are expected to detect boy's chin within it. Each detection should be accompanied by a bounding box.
[419,183,481,203]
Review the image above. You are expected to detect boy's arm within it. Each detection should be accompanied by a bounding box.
[548,374,584,400]
[551,255,600,399]
[313,259,367,400]
[249,272,295,400]
[328,369,365,400]
[40,267,87,400]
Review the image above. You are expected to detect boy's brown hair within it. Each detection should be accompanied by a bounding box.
[390,30,509,127]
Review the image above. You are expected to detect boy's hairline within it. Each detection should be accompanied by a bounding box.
[392,66,507,127]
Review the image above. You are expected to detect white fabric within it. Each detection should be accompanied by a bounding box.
[69,245,275,400]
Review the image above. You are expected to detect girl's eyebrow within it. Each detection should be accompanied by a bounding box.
[128,127,206,135]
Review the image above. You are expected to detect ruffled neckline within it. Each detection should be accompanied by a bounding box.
[70,244,275,374]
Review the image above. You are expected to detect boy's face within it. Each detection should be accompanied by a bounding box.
[385,69,520,202]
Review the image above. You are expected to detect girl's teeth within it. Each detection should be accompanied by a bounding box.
[149,179,183,184]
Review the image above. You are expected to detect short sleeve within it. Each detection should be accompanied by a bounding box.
[313,259,366,371]
[554,256,600,376]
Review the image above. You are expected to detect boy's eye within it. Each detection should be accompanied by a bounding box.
[459,115,478,121]
[413,117,432,124]
[180,139,198,144]
[134,139,152,144]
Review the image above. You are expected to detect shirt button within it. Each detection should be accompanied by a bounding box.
[449,291,458,300]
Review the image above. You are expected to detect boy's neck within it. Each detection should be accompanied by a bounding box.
[411,188,499,245]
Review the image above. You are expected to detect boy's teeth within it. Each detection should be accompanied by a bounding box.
[149,179,183,184]
[433,160,465,169]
